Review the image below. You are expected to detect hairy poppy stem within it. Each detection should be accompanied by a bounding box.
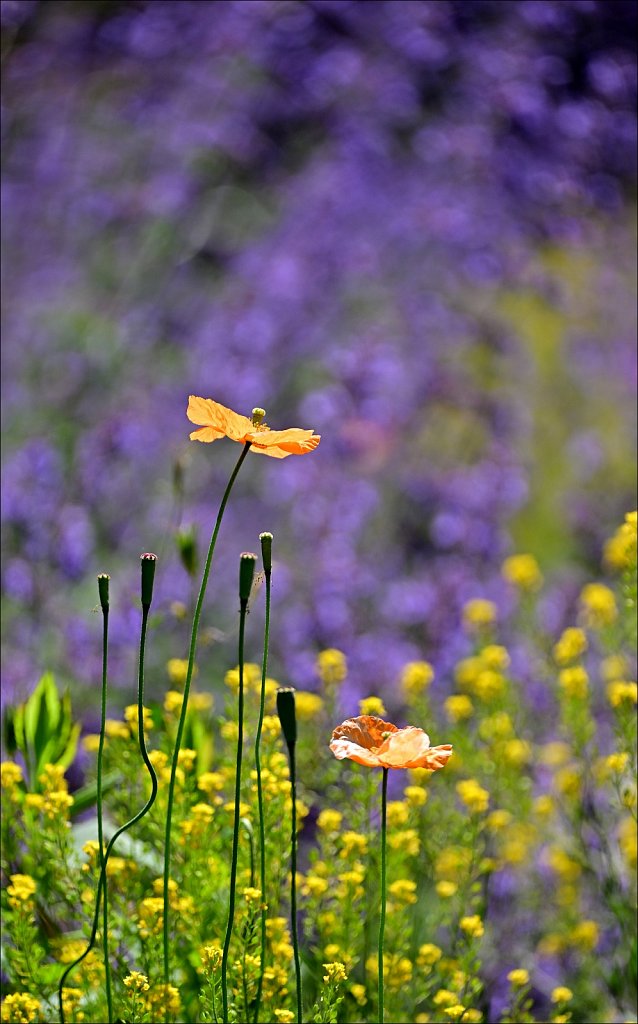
[58,568,158,1024]
[221,586,251,1023]
[162,443,251,992]
[97,577,113,1024]
[289,740,303,1024]
[253,533,272,1024]
[378,767,388,1024]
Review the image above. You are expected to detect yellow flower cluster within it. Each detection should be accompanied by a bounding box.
[455,646,509,702]
[316,648,347,686]
[578,583,617,628]
[444,694,474,722]
[359,695,386,716]
[123,704,154,732]
[604,510,637,571]
[606,680,637,708]
[1,762,23,791]
[1,993,41,1024]
[7,874,36,910]
[366,953,412,989]
[322,961,348,983]
[502,554,543,591]
[201,943,223,971]
[294,691,324,719]
[417,942,442,967]
[462,599,497,633]
[317,808,342,832]
[123,972,150,993]
[459,915,484,939]
[388,878,418,904]
[400,660,434,700]
[558,666,589,699]
[274,1011,295,1023]
[146,984,180,1018]
[551,987,573,1004]
[507,968,530,986]
[553,628,587,666]
[456,779,490,814]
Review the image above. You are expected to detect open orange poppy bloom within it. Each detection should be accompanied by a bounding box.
[187,396,320,459]
[329,715,453,770]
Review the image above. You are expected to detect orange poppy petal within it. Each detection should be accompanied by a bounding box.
[189,426,225,443]
[187,396,253,441]
[329,737,382,767]
[377,727,431,768]
[421,744,454,770]
[249,427,318,446]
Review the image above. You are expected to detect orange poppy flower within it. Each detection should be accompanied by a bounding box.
[329,716,453,770]
[187,396,320,459]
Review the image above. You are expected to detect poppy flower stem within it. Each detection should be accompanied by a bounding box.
[97,577,113,1024]
[221,569,253,1024]
[162,443,251,991]
[253,535,273,1024]
[378,767,388,1024]
[288,739,303,1024]
[58,564,158,1024]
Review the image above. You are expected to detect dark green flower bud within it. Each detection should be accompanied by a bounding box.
[259,532,273,575]
[276,687,297,747]
[97,573,110,612]
[140,553,157,607]
[239,552,257,604]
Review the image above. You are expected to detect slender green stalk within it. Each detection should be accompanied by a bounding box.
[289,741,302,1024]
[378,767,388,1024]
[58,593,158,1024]
[163,442,251,987]
[221,596,250,1023]
[97,579,113,1024]
[253,554,272,1023]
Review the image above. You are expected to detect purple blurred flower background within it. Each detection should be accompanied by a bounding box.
[1,0,636,720]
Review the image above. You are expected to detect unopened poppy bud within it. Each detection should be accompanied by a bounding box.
[276,687,297,747]
[251,407,266,426]
[239,552,257,604]
[176,524,198,577]
[140,553,157,607]
[97,573,110,612]
[259,532,273,575]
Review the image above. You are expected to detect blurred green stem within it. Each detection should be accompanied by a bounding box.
[253,566,271,1024]
[378,767,388,1024]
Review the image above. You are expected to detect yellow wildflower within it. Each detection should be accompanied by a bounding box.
[436,880,458,898]
[123,972,150,992]
[606,681,638,708]
[553,628,587,666]
[294,692,323,719]
[507,969,530,986]
[433,989,457,1008]
[554,766,582,798]
[388,879,418,905]
[323,962,347,984]
[404,785,428,807]
[502,554,543,591]
[487,809,513,831]
[167,658,195,686]
[570,919,599,950]
[316,649,347,686]
[201,944,223,970]
[600,655,628,682]
[417,943,442,967]
[579,583,617,628]
[551,987,573,1003]
[463,598,497,632]
[445,694,474,722]
[481,645,510,671]
[443,1007,466,1021]
[340,831,368,856]
[456,779,490,814]
[478,711,513,742]
[350,983,367,1005]
[317,806,342,831]
[502,739,532,767]
[274,1012,295,1023]
[386,801,409,828]
[460,915,484,938]
[1,993,42,1023]
[7,874,36,908]
[82,734,101,753]
[603,511,637,571]
[558,666,589,699]
[388,829,420,855]
[164,690,183,714]
[474,670,505,701]
[619,817,637,869]
[359,696,386,717]
[401,660,434,699]
[539,741,572,767]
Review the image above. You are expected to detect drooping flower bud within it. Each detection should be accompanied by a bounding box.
[239,552,257,605]
[176,524,198,577]
[140,553,157,607]
[97,573,110,612]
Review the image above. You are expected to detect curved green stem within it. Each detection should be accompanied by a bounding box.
[98,604,113,1024]
[58,604,158,1023]
[253,568,271,1024]
[289,742,302,1024]
[221,598,249,1023]
[378,768,388,1024]
[163,442,251,988]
